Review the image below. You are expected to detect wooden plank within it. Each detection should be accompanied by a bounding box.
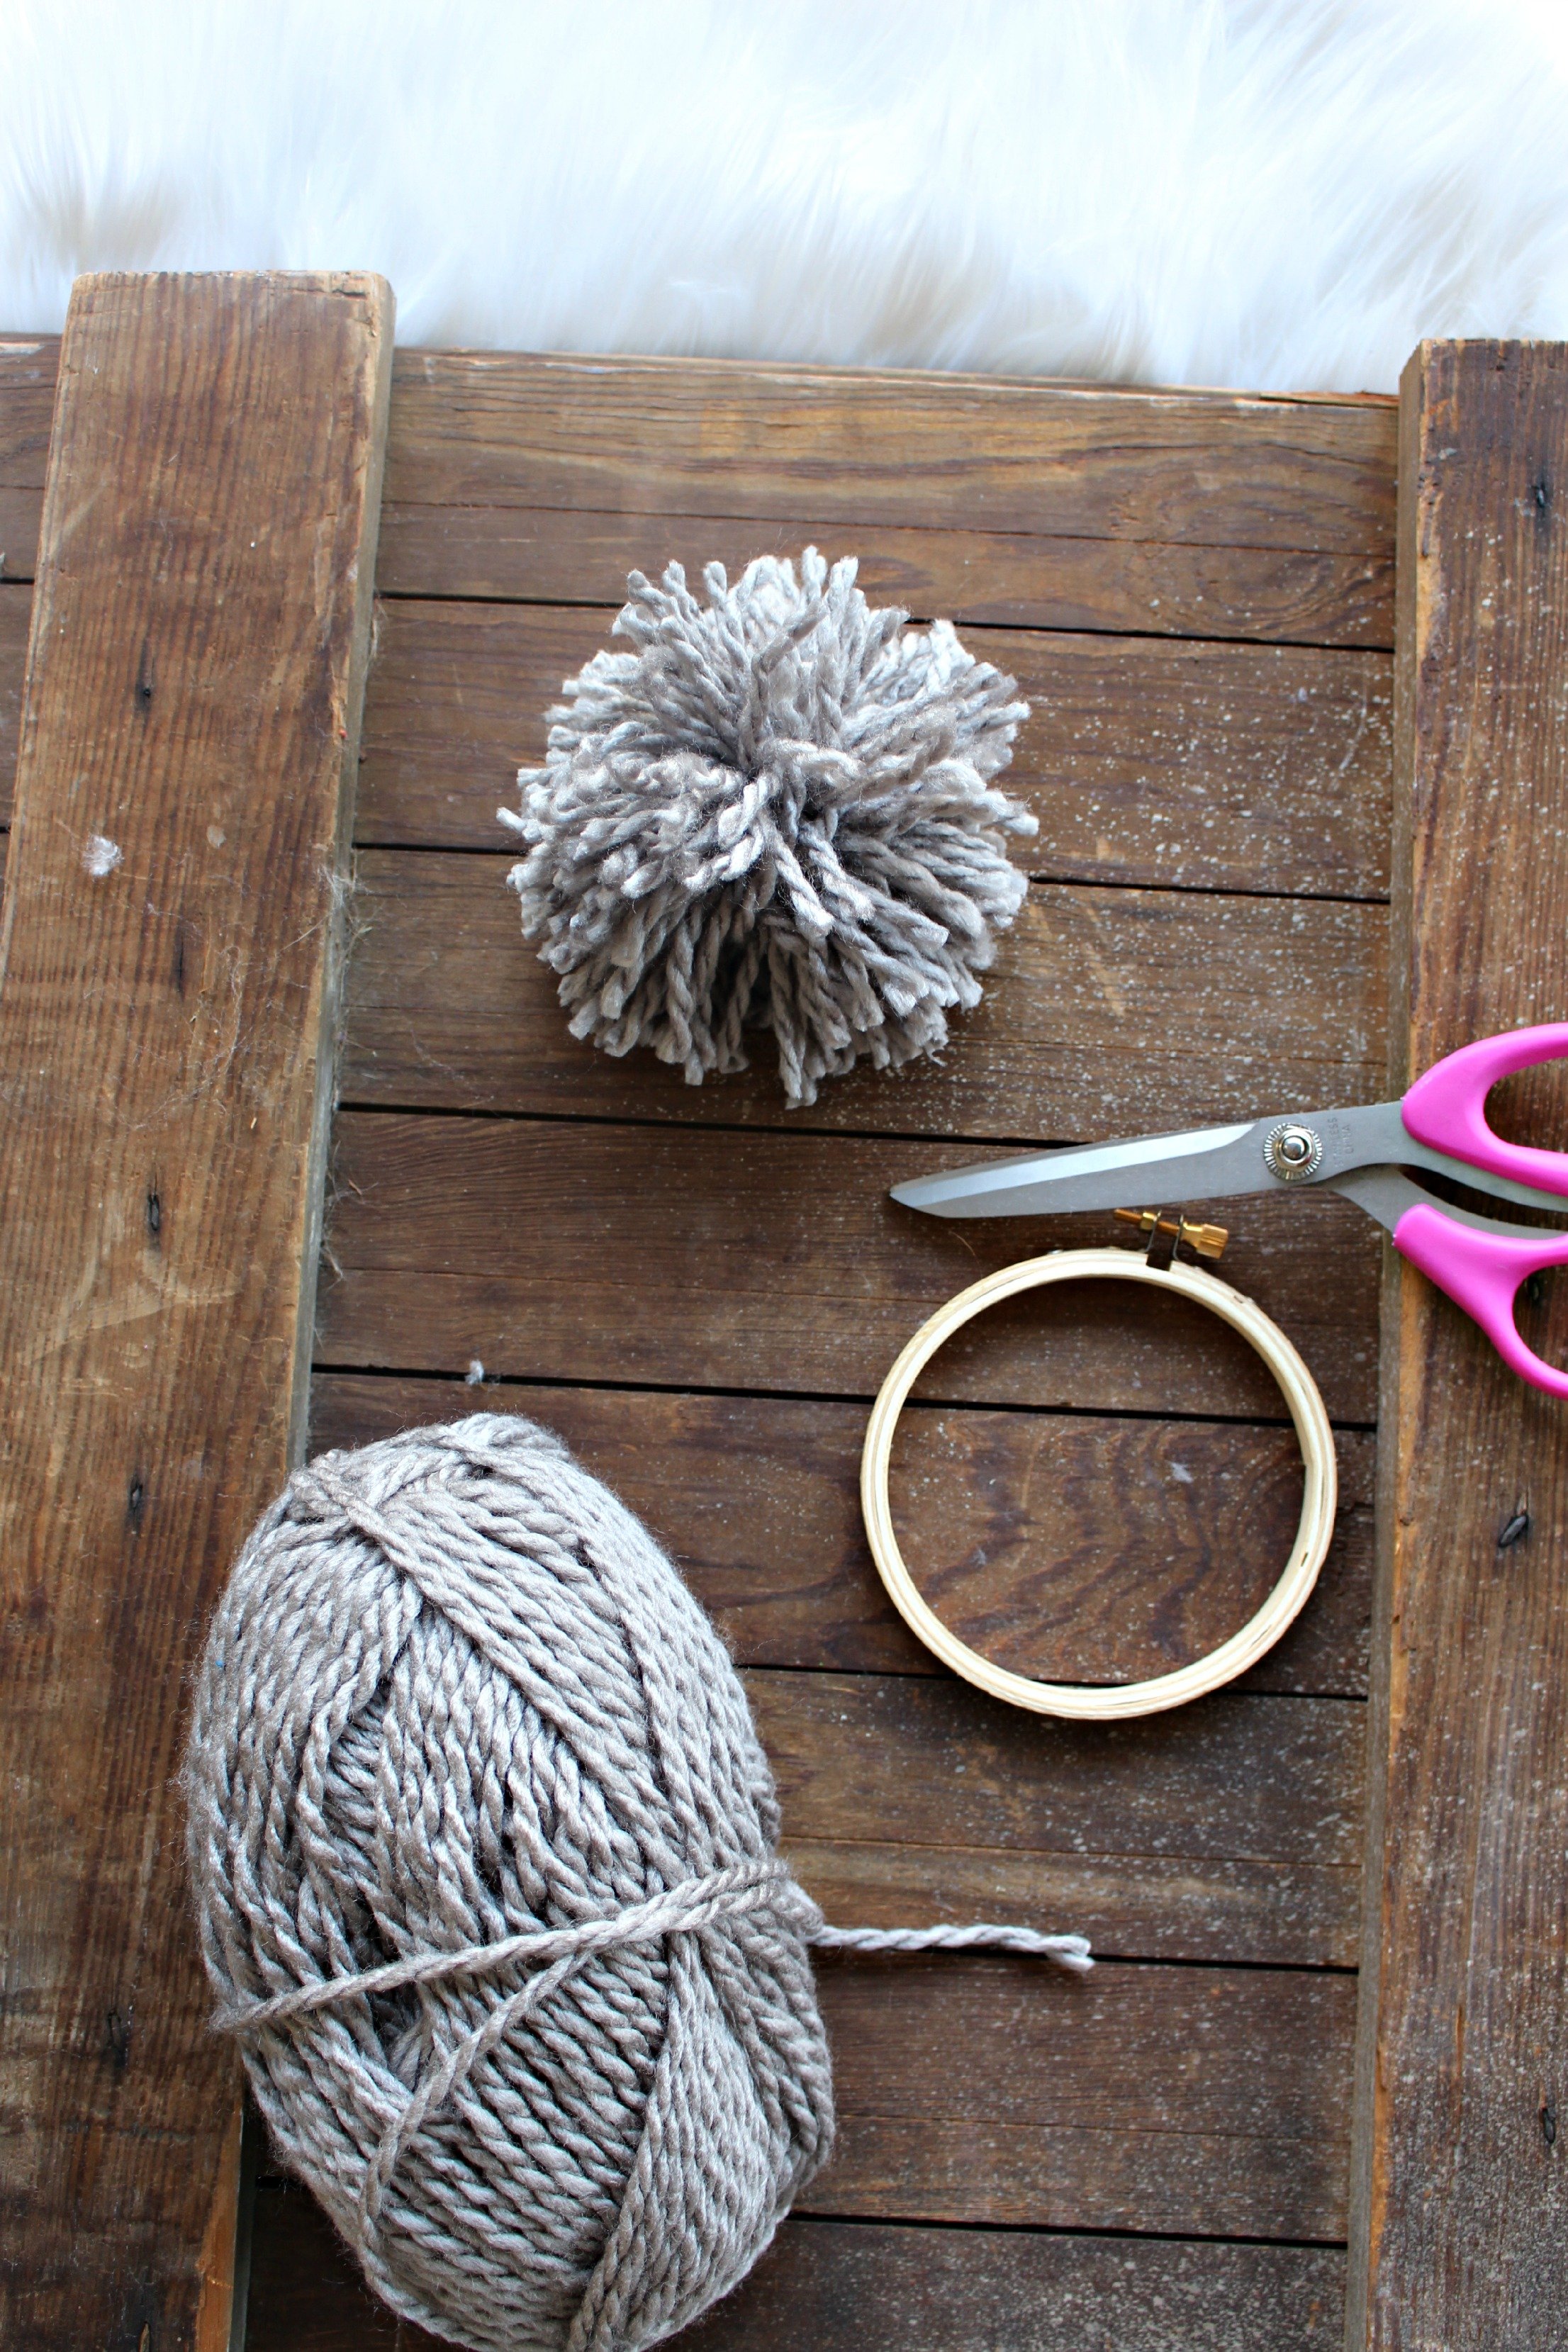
[310,1373,1374,1699]
[245,2183,1347,2352]
[375,504,1394,649]
[0,336,57,587]
[758,1667,1363,1872]
[341,855,1388,1139]
[0,335,56,482]
[356,598,1393,894]
[1346,343,1568,2343]
[0,273,392,2349]
[0,487,42,583]
[319,1113,1381,1422]
[807,1954,1353,2237]
[250,1951,1348,2239]
[385,352,1396,555]
[0,584,26,817]
[747,1669,1362,1969]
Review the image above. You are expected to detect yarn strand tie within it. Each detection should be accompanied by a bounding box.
[220,1857,817,2036]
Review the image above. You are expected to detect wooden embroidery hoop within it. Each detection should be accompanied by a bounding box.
[860,1245,1338,1722]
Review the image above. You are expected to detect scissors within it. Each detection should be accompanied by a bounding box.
[890,1023,1568,1399]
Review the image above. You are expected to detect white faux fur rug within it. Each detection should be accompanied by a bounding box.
[4,0,1567,392]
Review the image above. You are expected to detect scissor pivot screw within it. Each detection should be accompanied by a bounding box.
[1265,1122,1323,1182]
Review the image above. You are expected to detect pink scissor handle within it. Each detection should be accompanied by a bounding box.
[1394,1202,1568,1399]
[1401,1021,1568,1198]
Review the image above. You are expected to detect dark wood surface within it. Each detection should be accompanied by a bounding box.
[0,333,52,588]
[300,349,1394,2346]
[377,353,1396,646]
[318,1111,1382,1421]
[0,579,28,805]
[379,500,1395,647]
[311,349,1394,2348]
[1345,345,1568,2346]
[0,276,391,2350]
[341,852,1389,1135]
[0,332,1395,2346]
[356,599,1392,883]
[246,2183,1348,2352]
[310,1374,1375,1697]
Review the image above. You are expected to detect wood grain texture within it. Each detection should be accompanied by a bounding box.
[0,273,391,2351]
[758,1668,1362,1875]
[356,598,1392,894]
[0,488,42,584]
[304,340,1396,2300]
[376,352,1395,645]
[889,1404,1372,1693]
[0,583,27,816]
[750,1668,1362,1968]
[245,2184,1347,2352]
[385,351,1395,554]
[1345,343,1568,2347]
[3,316,1393,2324]
[318,1111,1382,1421]
[0,335,55,586]
[341,854,1388,1140]
[376,503,1394,649]
[0,335,55,482]
[250,1951,1349,2239]
[807,1952,1353,2237]
[309,1373,1374,1698]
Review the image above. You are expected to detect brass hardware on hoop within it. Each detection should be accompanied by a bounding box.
[1114,1206,1229,1265]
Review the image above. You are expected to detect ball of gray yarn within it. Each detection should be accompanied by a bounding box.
[501,547,1036,1107]
[184,1415,834,2352]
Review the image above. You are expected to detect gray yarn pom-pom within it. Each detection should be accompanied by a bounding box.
[501,549,1036,1107]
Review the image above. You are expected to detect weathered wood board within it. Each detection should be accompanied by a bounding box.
[293,350,1395,2346]
[1,327,1401,2348]
[0,334,52,591]
[352,598,1393,889]
[340,855,1389,1134]
[377,352,1396,644]
[0,276,391,2349]
[311,1373,1376,1699]
[1346,344,1568,2346]
[246,2185,1348,2352]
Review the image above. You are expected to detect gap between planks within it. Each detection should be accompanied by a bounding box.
[309,1370,1373,1701]
[242,2187,1348,2352]
[352,597,1393,897]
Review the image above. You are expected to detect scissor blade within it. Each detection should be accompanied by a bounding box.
[890,1120,1270,1219]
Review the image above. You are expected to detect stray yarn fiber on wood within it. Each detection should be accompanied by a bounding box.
[502,549,1036,1107]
